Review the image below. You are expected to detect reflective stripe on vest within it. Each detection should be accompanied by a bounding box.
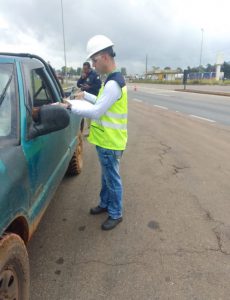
[105,111,128,119]
[92,119,127,130]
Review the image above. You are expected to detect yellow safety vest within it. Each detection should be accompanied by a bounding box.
[87,72,128,150]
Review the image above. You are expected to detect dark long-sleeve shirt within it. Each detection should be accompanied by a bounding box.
[77,69,101,96]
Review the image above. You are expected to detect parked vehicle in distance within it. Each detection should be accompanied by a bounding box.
[0,53,84,299]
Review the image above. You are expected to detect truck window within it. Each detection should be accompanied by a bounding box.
[22,63,60,136]
[23,64,56,110]
[0,63,18,145]
[31,69,54,107]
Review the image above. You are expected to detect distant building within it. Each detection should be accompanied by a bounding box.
[146,69,183,81]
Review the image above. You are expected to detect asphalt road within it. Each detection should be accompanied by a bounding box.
[29,86,230,299]
[129,84,230,125]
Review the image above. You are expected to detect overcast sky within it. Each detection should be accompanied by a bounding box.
[0,0,229,74]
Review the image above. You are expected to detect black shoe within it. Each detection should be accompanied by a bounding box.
[101,216,123,230]
[90,206,107,215]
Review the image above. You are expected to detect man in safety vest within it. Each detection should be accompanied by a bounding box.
[67,35,128,230]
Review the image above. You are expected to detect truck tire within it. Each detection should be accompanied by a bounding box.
[66,131,83,176]
[0,233,29,300]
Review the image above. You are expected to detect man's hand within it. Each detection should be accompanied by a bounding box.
[53,99,71,109]
[63,99,72,108]
[82,84,90,90]
[74,91,85,99]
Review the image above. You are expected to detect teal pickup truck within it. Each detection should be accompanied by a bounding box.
[0,53,84,299]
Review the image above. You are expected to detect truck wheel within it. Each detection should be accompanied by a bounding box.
[66,131,83,176]
[0,234,29,300]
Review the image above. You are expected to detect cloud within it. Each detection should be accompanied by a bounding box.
[1,0,230,74]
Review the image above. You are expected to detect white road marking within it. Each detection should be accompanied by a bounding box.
[131,97,217,124]
[154,93,171,97]
[133,98,143,103]
[135,86,176,93]
[189,115,216,123]
[154,105,168,110]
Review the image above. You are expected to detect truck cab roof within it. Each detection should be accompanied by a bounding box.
[0,53,65,98]
[0,53,46,69]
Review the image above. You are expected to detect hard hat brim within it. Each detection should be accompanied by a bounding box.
[86,43,114,60]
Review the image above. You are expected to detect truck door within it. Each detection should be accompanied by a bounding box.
[0,60,30,226]
[21,61,71,214]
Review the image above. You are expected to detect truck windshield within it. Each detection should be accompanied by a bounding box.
[0,63,18,144]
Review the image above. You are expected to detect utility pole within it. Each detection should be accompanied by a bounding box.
[199,28,204,72]
[61,0,67,83]
[145,54,148,78]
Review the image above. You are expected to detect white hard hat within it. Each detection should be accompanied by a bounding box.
[86,35,114,60]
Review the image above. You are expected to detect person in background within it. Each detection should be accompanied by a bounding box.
[77,62,101,134]
[77,62,101,96]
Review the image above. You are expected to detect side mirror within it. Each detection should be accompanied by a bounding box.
[29,104,70,139]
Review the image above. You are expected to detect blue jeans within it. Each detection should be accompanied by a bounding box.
[96,146,124,219]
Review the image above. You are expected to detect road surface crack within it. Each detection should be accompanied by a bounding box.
[212,226,230,255]
[75,244,230,270]
[75,259,149,267]
[159,142,171,165]
[190,195,230,256]
[172,164,190,175]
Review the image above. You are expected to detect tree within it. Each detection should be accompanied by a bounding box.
[76,67,82,76]
[152,66,160,71]
[190,66,200,72]
[121,67,127,76]
[221,62,230,78]
[205,64,215,72]
[69,67,77,76]
[164,66,171,70]
[61,66,69,76]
